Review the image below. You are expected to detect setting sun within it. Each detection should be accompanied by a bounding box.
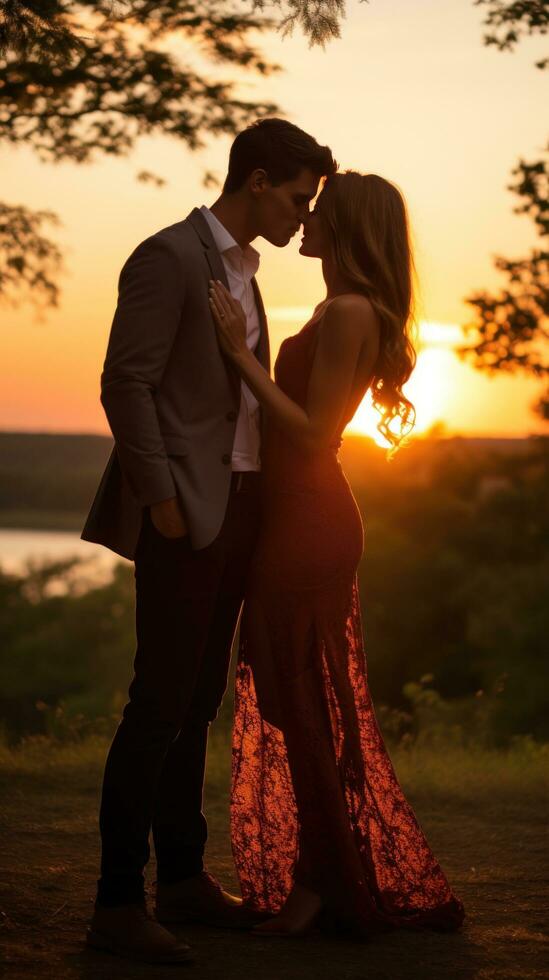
[347,323,462,445]
[268,316,527,448]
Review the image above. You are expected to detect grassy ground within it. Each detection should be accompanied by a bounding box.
[0,733,547,980]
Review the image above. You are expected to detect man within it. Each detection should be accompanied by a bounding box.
[82,117,337,963]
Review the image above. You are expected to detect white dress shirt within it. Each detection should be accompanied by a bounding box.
[200,205,262,472]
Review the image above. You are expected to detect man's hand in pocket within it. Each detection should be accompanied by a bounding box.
[150,497,188,539]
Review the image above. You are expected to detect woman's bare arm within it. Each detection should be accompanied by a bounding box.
[209,284,379,452]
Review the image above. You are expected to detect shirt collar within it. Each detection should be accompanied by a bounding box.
[200,205,260,277]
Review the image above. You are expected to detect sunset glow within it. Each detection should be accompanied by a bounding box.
[268,314,547,444]
[1,1,546,439]
[347,325,461,445]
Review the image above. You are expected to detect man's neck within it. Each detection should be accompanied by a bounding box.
[209,194,256,250]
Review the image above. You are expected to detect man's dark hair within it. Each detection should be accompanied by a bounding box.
[223,118,337,193]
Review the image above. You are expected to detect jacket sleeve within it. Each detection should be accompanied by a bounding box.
[100,236,185,506]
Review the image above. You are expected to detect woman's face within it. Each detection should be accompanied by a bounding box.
[298,200,331,259]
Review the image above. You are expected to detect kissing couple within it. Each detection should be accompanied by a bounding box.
[82,117,465,963]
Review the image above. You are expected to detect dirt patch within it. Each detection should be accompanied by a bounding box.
[0,748,547,980]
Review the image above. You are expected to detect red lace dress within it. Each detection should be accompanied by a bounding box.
[230,305,465,935]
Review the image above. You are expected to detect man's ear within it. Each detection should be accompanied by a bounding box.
[249,168,270,196]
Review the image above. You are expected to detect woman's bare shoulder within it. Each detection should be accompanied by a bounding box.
[321,293,379,342]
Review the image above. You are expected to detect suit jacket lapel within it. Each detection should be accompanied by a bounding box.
[187,207,230,289]
[187,208,240,405]
[250,277,271,444]
[251,277,270,375]
[187,209,271,417]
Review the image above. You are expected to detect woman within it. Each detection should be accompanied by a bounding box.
[208,171,465,937]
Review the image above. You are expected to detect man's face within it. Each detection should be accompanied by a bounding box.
[252,168,321,248]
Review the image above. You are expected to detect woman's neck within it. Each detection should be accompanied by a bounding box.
[321,257,355,300]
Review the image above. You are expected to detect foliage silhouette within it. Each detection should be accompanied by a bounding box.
[460,2,548,419]
[2,433,548,745]
[0,0,281,307]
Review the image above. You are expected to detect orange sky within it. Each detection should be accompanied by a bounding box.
[1,0,547,441]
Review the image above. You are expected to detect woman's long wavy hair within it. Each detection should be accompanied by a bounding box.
[316,171,417,453]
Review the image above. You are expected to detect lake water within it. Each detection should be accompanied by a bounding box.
[0,528,127,577]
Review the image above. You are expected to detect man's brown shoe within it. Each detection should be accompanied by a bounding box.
[86,901,193,964]
[155,870,266,930]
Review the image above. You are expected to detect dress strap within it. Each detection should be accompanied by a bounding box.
[307,297,337,326]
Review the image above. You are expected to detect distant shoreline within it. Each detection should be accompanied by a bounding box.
[0,429,543,444]
[0,511,86,532]
[0,431,544,534]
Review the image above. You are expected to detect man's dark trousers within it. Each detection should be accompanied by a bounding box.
[96,473,261,907]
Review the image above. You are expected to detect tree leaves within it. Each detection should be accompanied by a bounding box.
[475,0,549,68]
[461,4,548,418]
[459,150,549,416]
[253,0,350,47]
[0,202,63,310]
[0,3,279,163]
[0,0,281,306]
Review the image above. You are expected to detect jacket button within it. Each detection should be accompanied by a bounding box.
[226,410,237,422]
[222,453,231,465]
